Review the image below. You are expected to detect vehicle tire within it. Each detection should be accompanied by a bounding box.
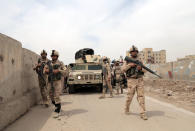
[68,85,75,94]
[96,85,103,93]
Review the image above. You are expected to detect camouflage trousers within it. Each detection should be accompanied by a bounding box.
[102,78,113,96]
[38,78,49,105]
[48,80,62,104]
[125,78,146,114]
[115,81,124,94]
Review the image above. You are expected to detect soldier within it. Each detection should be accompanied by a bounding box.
[33,50,49,107]
[120,61,127,89]
[113,60,124,95]
[111,63,116,89]
[99,56,113,99]
[44,50,67,118]
[63,65,68,93]
[122,45,148,120]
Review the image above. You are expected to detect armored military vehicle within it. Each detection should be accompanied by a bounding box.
[67,48,103,93]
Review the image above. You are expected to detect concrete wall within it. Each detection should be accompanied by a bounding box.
[146,60,195,81]
[0,33,40,130]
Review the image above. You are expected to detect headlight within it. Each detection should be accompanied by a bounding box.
[95,75,100,79]
[78,75,81,80]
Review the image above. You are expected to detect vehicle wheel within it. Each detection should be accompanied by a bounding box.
[68,85,75,94]
[96,85,103,93]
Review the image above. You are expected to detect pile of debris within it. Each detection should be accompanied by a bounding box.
[144,79,195,112]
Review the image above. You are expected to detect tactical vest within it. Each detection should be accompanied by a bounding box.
[126,57,144,78]
[48,62,62,82]
[126,66,144,78]
[115,66,122,82]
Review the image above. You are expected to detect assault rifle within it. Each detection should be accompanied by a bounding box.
[33,59,46,86]
[124,56,162,78]
[47,61,54,89]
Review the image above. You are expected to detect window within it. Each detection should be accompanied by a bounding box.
[72,65,86,70]
[88,65,102,70]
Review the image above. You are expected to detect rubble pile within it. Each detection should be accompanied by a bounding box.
[144,79,195,112]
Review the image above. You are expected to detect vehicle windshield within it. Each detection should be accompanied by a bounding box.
[71,65,86,70]
[88,65,102,70]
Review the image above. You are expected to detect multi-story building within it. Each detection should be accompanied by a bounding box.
[126,48,166,64]
[177,55,195,61]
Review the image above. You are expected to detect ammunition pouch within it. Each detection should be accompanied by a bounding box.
[126,66,144,78]
[48,64,61,82]
[126,67,136,77]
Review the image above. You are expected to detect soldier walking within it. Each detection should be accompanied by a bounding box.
[33,50,49,107]
[99,56,113,99]
[113,60,124,95]
[122,46,148,120]
[44,50,67,118]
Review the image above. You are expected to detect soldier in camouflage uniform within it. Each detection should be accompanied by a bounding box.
[113,60,124,95]
[122,46,148,120]
[44,50,67,118]
[33,50,49,107]
[99,56,113,99]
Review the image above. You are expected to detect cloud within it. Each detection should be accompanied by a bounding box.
[0,0,195,64]
[87,0,195,61]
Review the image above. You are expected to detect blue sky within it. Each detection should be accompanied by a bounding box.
[0,0,195,64]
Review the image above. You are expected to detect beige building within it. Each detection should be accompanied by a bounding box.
[177,55,195,61]
[126,48,166,64]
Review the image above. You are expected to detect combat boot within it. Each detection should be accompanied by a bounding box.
[44,101,50,108]
[99,95,105,99]
[45,104,49,108]
[121,88,123,94]
[41,100,49,108]
[110,92,113,98]
[99,88,106,99]
[115,92,119,95]
[124,108,130,115]
[115,89,119,95]
[53,112,60,118]
[140,113,148,120]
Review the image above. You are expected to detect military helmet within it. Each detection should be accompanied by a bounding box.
[130,45,139,53]
[116,60,120,63]
[111,60,116,64]
[51,50,59,57]
[102,56,108,61]
[41,50,47,55]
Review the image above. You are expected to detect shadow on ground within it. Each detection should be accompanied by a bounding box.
[60,109,88,118]
[113,95,125,98]
[130,110,165,118]
[73,87,101,95]
[61,101,72,106]
[147,110,165,118]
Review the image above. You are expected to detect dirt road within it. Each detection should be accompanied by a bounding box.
[4,90,195,131]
